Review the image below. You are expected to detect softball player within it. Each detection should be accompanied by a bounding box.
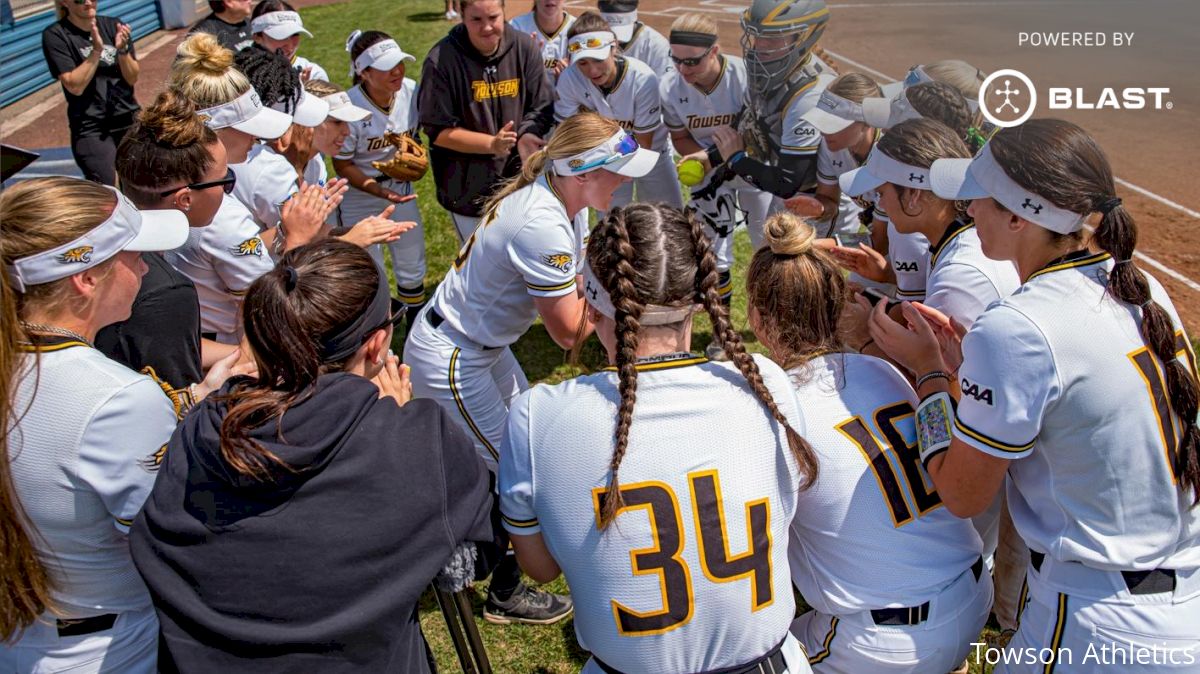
[556,12,682,210]
[500,203,816,674]
[706,0,832,253]
[745,213,990,673]
[509,0,575,84]
[250,0,328,81]
[405,112,655,624]
[333,30,427,324]
[872,119,1200,673]
[1,178,188,673]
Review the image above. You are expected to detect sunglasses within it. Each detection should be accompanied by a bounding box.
[364,298,405,338]
[568,37,611,53]
[158,168,238,198]
[669,46,714,67]
[569,133,639,173]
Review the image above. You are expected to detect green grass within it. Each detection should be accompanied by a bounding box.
[297,1,1004,671]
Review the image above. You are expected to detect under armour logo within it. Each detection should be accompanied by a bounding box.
[831,160,843,168]
[585,281,598,301]
[909,173,925,184]
[679,96,688,104]
[484,65,498,75]
[1022,198,1043,214]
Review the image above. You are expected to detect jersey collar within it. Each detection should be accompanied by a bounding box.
[602,352,709,372]
[600,58,629,96]
[1027,250,1111,282]
[928,219,973,268]
[691,55,727,97]
[538,11,570,40]
[541,173,568,213]
[19,333,91,352]
[618,22,644,50]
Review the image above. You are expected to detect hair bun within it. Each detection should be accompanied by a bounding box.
[764,213,816,256]
[175,32,234,76]
[138,89,207,148]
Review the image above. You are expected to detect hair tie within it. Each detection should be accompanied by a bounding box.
[1141,299,1154,309]
[1097,196,1122,215]
[345,29,363,53]
[283,265,299,292]
[1114,258,1134,266]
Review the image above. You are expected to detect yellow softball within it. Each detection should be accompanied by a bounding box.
[676,159,705,187]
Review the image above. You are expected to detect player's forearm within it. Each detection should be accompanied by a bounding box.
[59,54,101,96]
[728,152,818,199]
[671,132,703,157]
[434,127,499,155]
[333,160,382,195]
[118,52,138,85]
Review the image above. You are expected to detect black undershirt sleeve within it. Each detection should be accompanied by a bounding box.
[727,151,820,199]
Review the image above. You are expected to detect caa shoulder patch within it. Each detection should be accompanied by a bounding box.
[960,377,995,406]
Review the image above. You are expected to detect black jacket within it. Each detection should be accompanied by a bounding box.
[130,373,494,673]
[419,23,555,217]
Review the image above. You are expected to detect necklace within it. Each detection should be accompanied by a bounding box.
[19,321,93,347]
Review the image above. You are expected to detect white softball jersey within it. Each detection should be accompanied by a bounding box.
[292,54,328,82]
[889,222,930,301]
[165,194,274,342]
[814,139,871,245]
[429,174,585,349]
[955,252,1200,571]
[660,54,746,191]
[231,142,299,229]
[509,11,575,83]
[622,22,672,77]
[786,353,983,615]
[500,353,810,673]
[336,79,420,182]
[8,339,176,616]
[923,222,1019,328]
[780,72,834,158]
[556,56,668,152]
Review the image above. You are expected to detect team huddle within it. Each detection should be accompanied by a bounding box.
[3,0,1200,672]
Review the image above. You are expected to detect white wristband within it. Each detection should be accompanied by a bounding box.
[916,391,954,467]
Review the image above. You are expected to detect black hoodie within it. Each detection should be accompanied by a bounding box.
[130,373,494,673]
[419,23,555,217]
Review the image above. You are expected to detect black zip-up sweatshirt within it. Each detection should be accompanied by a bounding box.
[419,23,555,217]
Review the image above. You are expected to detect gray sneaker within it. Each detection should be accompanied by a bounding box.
[705,335,728,361]
[484,584,573,625]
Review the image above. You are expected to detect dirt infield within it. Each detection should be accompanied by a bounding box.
[603,0,1200,331]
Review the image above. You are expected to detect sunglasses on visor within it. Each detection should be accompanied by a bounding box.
[568,37,611,53]
[569,133,639,173]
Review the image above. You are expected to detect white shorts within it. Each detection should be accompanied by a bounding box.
[337,184,426,290]
[1,605,157,674]
[403,306,527,470]
[793,560,992,674]
[996,556,1200,673]
[580,632,813,674]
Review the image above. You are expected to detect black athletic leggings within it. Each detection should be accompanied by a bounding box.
[70,122,132,185]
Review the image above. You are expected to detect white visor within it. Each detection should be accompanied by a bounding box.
[599,11,637,42]
[353,39,415,75]
[801,89,865,135]
[251,11,312,40]
[568,31,617,64]
[8,186,188,292]
[200,89,292,140]
[862,90,924,130]
[930,144,1087,234]
[551,129,659,178]
[322,91,370,122]
[272,90,329,127]
[583,260,696,326]
[839,146,931,197]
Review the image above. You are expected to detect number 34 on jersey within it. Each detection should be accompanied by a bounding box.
[593,470,774,636]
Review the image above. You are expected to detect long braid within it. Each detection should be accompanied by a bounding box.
[686,211,819,488]
[597,210,647,528]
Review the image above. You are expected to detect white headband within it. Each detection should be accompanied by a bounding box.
[200,89,265,130]
[839,146,932,197]
[250,11,311,39]
[582,260,697,326]
[348,35,414,76]
[930,144,1087,234]
[7,187,188,293]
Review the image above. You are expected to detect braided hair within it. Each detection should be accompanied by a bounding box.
[235,44,302,112]
[587,203,818,528]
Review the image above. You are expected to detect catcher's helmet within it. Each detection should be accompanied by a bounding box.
[740,0,829,96]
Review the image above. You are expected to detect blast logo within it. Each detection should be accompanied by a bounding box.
[961,378,994,406]
[980,68,1173,129]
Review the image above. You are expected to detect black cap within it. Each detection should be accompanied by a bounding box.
[597,0,638,13]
